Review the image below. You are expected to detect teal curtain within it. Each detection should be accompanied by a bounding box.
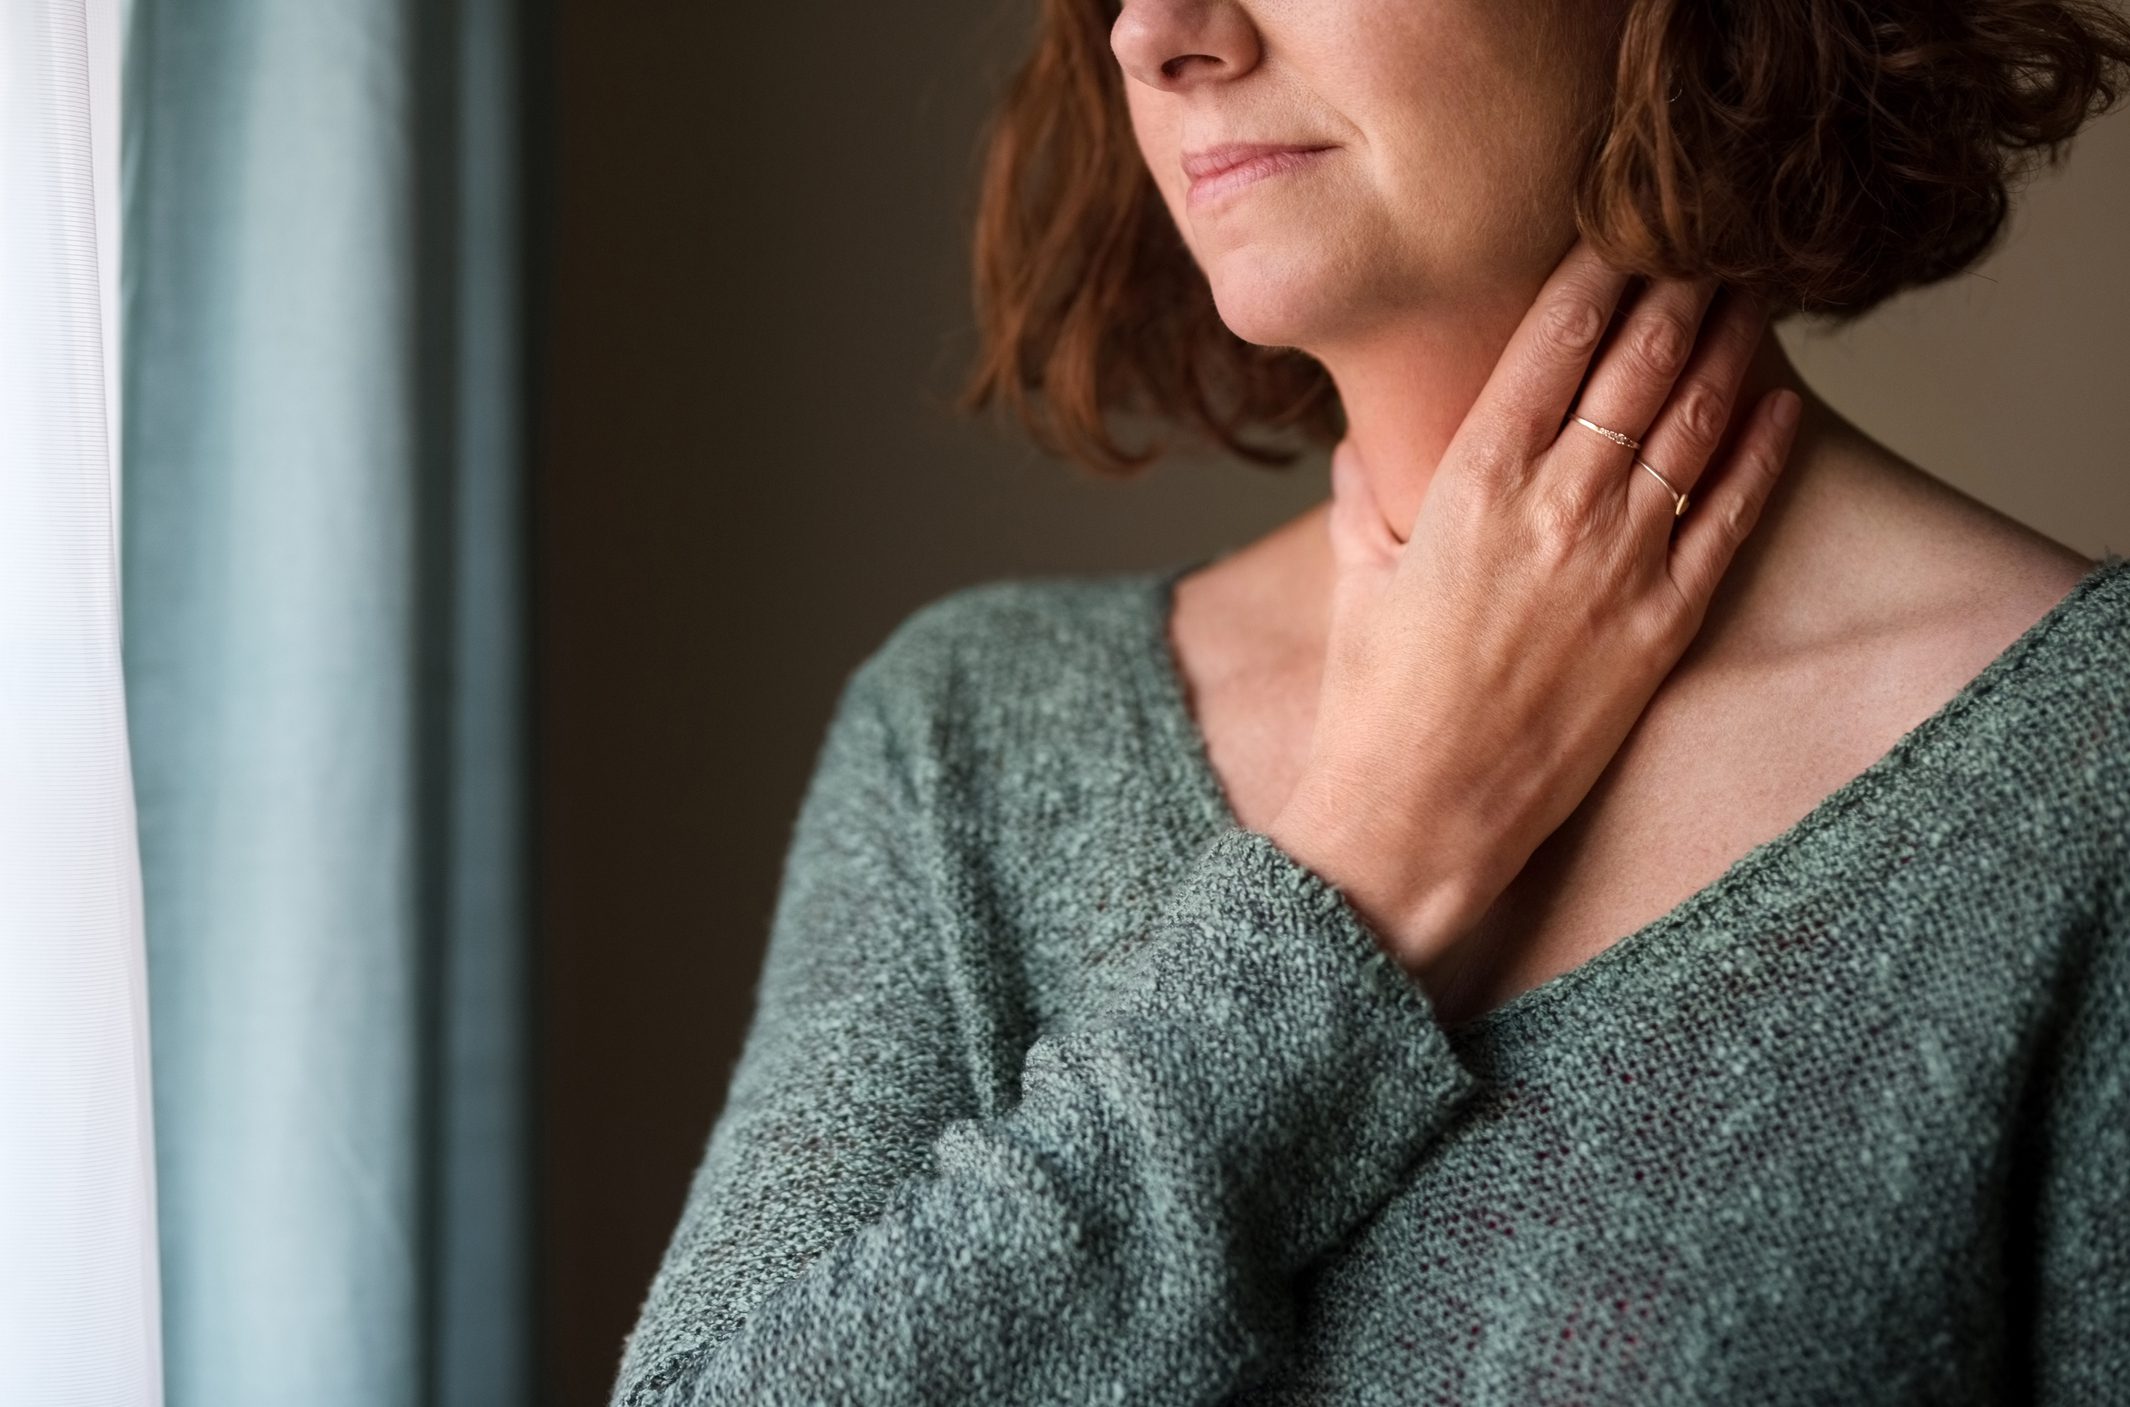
[120,3,538,1404]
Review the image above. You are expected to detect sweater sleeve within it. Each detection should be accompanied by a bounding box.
[608,643,1486,1407]
[2029,870,2130,1402]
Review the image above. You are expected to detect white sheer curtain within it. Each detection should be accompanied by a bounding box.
[0,0,162,1403]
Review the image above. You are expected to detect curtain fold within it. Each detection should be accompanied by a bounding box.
[0,0,160,1401]
[120,1,535,1402]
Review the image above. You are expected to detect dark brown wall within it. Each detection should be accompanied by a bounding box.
[531,3,1324,1402]
[532,5,2129,1401]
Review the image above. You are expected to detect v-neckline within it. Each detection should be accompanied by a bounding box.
[1130,547,2130,1050]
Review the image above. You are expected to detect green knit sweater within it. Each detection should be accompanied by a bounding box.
[612,548,2130,1405]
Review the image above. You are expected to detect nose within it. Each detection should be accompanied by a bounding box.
[1110,0,1261,91]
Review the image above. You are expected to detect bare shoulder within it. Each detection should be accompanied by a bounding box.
[1760,431,2100,676]
[1666,417,2106,806]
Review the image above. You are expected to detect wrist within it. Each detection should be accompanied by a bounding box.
[1264,775,1491,975]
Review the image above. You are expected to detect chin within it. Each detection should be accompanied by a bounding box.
[1201,248,1347,350]
[1192,204,1400,351]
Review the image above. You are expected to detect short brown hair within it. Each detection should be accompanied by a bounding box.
[955,0,2130,478]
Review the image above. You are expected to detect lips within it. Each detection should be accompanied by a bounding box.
[1182,142,1336,207]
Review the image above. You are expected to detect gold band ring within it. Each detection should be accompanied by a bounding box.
[1568,414,1690,518]
[1635,458,1689,517]
[1570,415,1640,449]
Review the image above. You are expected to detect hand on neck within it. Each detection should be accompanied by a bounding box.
[1317,303,1817,544]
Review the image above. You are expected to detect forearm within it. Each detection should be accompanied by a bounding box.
[616,828,1483,1407]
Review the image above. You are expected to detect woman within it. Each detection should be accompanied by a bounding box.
[613,1,2130,1401]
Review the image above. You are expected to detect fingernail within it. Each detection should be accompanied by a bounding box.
[1773,389,1802,429]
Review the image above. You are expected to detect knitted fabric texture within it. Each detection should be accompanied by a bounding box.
[611,549,2130,1405]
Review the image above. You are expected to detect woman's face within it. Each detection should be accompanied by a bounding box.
[1111,0,1621,351]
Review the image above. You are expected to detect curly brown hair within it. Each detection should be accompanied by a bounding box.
[954,0,2130,478]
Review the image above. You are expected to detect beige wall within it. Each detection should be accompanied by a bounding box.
[1783,106,2130,551]
[535,3,2128,1398]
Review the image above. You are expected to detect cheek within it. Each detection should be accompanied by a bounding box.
[1338,6,1596,236]
[1125,93,1198,249]
[1364,75,1588,273]
[1124,88,1175,190]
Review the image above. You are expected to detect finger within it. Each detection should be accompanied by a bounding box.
[1327,438,1402,568]
[1552,273,1721,510]
[1621,286,1773,551]
[1666,387,1802,608]
[1463,235,1637,473]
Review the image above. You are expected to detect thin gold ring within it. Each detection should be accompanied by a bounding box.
[1568,414,1690,518]
[1636,458,1689,517]
[1570,414,1640,450]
